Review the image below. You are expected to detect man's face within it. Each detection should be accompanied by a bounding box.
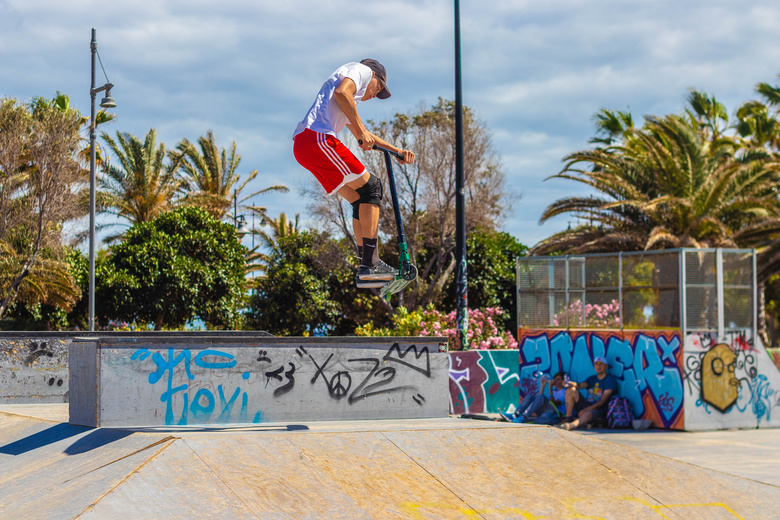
[594,361,608,375]
[361,76,383,101]
[552,374,565,388]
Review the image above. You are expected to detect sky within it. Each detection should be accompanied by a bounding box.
[2,0,780,249]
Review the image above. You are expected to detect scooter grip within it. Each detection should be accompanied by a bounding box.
[358,140,404,160]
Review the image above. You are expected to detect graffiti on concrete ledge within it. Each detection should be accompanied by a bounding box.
[448,350,519,414]
[684,332,779,425]
[518,329,684,429]
[131,342,433,426]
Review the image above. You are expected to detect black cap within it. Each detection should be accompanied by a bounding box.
[360,58,391,99]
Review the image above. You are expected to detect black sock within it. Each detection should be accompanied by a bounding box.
[357,245,363,260]
[361,238,378,267]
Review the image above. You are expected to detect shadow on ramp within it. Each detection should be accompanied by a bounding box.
[0,423,87,456]
[63,428,135,455]
[112,423,310,434]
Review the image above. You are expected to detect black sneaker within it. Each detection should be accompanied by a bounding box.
[356,274,387,289]
[358,260,397,281]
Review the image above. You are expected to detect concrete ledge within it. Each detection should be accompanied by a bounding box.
[69,336,449,427]
[0,337,70,404]
[0,331,275,405]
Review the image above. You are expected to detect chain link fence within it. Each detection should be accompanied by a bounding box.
[517,249,756,336]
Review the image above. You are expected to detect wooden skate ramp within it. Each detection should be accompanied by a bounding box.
[1,412,777,520]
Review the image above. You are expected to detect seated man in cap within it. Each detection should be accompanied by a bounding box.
[559,356,617,431]
[293,59,415,288]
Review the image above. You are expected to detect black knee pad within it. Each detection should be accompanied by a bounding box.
[355,174,383,207]
[351,200,361,220]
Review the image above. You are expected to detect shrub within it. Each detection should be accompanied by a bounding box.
[356,305,518,349]
[553,299,621,328]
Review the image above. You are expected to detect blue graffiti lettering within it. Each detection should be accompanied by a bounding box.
[194,350,237,370]
[658,336,680,363]
[191,388,216,421]
[521,334,552,380]
[519,331,685,427]
[218,385,241,422]
[605,336,631,379]
[160,383,188,425]
[148,348,194,385]
[549,332,573,375]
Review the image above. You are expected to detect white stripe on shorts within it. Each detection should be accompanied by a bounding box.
[316,132,352,176]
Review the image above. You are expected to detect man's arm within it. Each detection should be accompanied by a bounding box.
[337,78,415,164]
[334,78,374,149]
[537,376,549,396]
[581,388,614,413]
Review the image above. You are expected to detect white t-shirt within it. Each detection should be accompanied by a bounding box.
[293,62,374,139]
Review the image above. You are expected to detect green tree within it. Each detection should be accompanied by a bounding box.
[441,229,528,333]
[97,129,181,241]
[102,206,247,329]
[246,231,344,335]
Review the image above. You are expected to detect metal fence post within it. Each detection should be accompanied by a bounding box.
[753,249,758,345]
[716,248,725,340]
[618,252,623,331]
[680,249,687,338]
[548,259,555,327]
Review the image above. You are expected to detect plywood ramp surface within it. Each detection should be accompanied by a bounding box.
[1,413,778,520]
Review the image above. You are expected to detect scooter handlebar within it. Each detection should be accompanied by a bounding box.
[358,140,405,161]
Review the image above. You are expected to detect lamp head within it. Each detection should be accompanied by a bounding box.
[100,84,116,108]
[236,215,249,238]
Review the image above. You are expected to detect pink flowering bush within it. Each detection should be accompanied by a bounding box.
[356,305,518,350]
[553,299,621,328]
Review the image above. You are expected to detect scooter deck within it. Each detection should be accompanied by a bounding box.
[379,276,414,299]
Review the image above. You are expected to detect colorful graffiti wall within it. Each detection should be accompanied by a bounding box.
[684,331,780,430]
[517,329,685,429]
[448,350,519,414]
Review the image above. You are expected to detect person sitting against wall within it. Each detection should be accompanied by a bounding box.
[558,356,617,431]
[500,371,567,423]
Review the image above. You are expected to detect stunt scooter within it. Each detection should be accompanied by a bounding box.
[360,143,418,298]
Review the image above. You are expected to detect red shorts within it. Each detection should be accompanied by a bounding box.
[293,129,366,194]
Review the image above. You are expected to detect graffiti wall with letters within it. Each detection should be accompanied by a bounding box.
[517,329,685,429]
[70,339,449,427]
[684,331,780,430]
[448,350,520,414]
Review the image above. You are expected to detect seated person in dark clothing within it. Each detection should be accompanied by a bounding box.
[501,371,567,423]
[559,356,617,431]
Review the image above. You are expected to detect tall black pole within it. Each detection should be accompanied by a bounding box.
[89,28,97,332]
[454,0,468,349]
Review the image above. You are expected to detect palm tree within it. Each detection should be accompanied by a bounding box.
[0,244,80,316]
[534,107,780,255]
[172,130,288,220]
[686,88,729,140]
[97,129,180,241]
[731,75,780,281]
[245,212,301,279]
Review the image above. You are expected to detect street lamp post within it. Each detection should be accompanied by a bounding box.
[454,0,468,349]
[89,28,116,331]
[233,189,249,238]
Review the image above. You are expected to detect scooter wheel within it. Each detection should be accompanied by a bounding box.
[402,264,418,282]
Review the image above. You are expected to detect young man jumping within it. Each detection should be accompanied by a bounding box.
[292,59,415,288]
